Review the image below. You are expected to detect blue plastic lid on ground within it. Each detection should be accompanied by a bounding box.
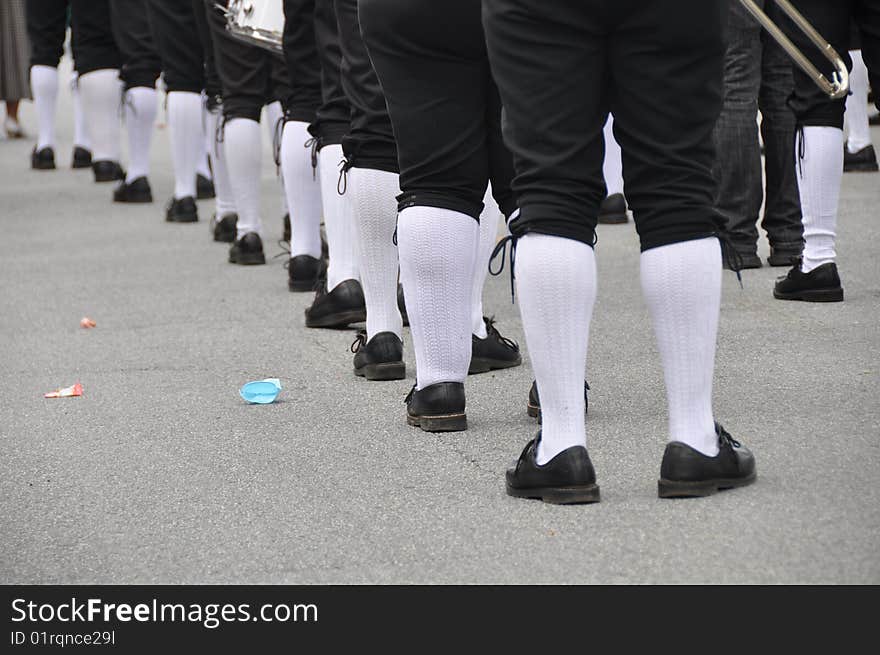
[239,378,282,404]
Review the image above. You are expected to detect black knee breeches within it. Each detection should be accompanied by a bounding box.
[360,0,515,220]
[483,0,727,250]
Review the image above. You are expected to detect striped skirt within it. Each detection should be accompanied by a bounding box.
[0,0,31,101]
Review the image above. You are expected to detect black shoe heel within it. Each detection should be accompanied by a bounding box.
[407,413,467,432]
[659,471,756,498]
[306,309,366,328]
[774,286,843,302]
[507,483,600,505]
[358,362,406,381]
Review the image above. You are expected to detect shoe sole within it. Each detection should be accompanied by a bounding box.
[843,163,879,172]
[468,355,522,375]
[114,195,153,204]
[506,482,600,504]
[406,412,467,432]
[214,232,235,243]
[354,361,406,381]
[32,163,56,170]
[167,215,199,223]
[658,471,757,498]
[231,253,266,265]
[527,402,540,420]
[773,287,844,302]
[305,309,366,329]
[72,161,91,169]
[597,212,627,225]
[94,173,123,183]
[197,190,216,200]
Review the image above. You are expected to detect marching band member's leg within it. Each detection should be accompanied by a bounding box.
[147,0,207,222]
[844,49,878,171]
[71,0,124,183]
[25,0,67,169]
[774,0,851,302]
[110,0,160,203]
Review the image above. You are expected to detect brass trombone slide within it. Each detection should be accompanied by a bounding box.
[740,0,849,99]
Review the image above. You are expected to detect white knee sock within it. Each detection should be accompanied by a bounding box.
[71,73,90,149]
[205,103,236,215]
[798,126,843,273]
[223,117,263,238]
[398,207,479,389]
[350,168,402,339]
[641,237,720,457]
[78,69,122,162]
[123,86,157,182]
[845,51,872,153]
[516,234,595,464]
[167,91,203,199]
[603,115,624,196]
[471,190,502,338]
[196,101,212,180]
[319,144,359,288]
[30,65,58,149]
[265,102,288,219]
[281,120,323,258]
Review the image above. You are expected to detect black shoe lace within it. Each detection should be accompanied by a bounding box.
[483,316,518,350]
[489,234,517,303]
[275,240,291,261]
[337,158,353,195]
[350,331,367,354]
[305,136,319,180]
[715,232,745,288]
[716,424,740,448]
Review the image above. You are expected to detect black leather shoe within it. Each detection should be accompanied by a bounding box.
[398,283,409,327]
[93,160,125,183]
[305,279,366,328]
[283,213,291,243]
[469,317,521,374]
[598,193,627,224]
[658,423,756,498]
[527,380,589,421]
[31,146,56,170]
[210,212,238,242]
[870,113,880,126]
[288,254,322,292]
[352,331,405,380]
[165,196,198,223]
[196,173,215,199]
[72,146,92,169]
[844,144,879,172]
[506,434,600,504]
[228,232,266,265]
[113,176,153,203]
[774,260,843,302]
[723,248,762,270]
[405,382,466,432]
[767,245,802,267]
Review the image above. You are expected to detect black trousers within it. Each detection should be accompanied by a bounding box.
[110,0,160,90]
[787,0,880,128]
[335,0,397,172]
[28,0,121,75]
[281,0,322,124]
[147,0,207,94]
[204,0,292,122]
[192,0,222,100]
[310,0,349,149]
[483,0,726,251]
[360,0,515,220]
